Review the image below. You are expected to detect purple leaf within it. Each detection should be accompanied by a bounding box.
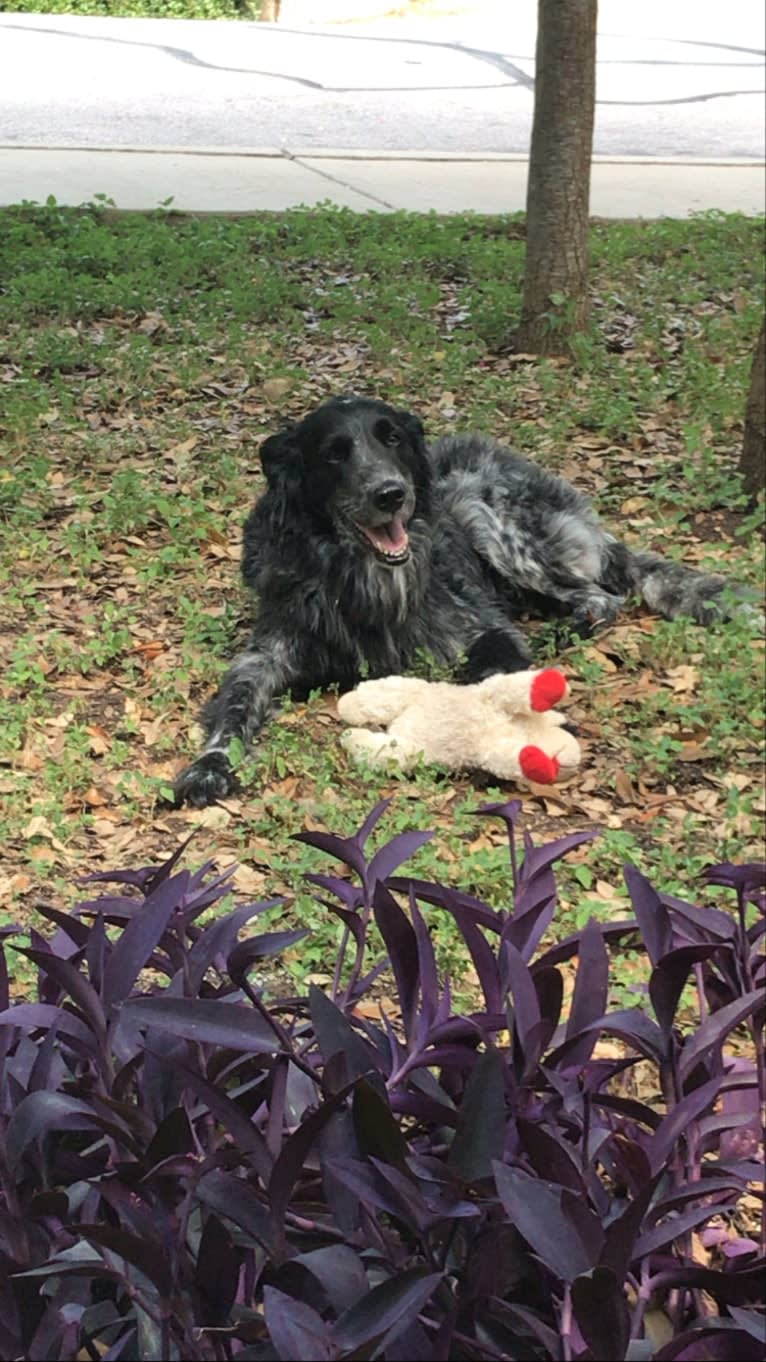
[654,1324,763,1360]
[161,1055,274,1182]
[372,883,419,1042]
[194,1214,239,1328]
[187,899,280,992]
[720,1060,761,1160]
[264,1287,334,1362]
[268,1079,360,1238]
[0,1002,95,1049]
[324,1156,418,1225]
[6,1091,101,1172]
[679,990,763,1079]
[292,829,368,878]
[705,863,766,893]
[410,889,439,1026]
[517,1119,587,1196]
[644,1075,721,1174]
[368,829,434,884]
[79,1224,172,1295]
[444,897,502,1013]
[330,1267,442,1353]
[355,797,394,848]
[494,1162,603,1281]
[519,829,597,884]
[32,902,91,949]
[571,1266,630,1362]
[633,1201,730,1259]
[14,947,107,1038]
[504,942,541,1060]
[196,1169,275,1253]
[305,873,364,910]
[295,1245,368,1314]
[533,919,638,972]
[564,918,609,1065]
[623,863,673,967]
[600,1173,664,1283]
[389,878,502,933]
[661,893,737,942]
[649,944,728,1035]
[102,871,190,1008]
[228,929,310,982]
[550,1006,666,1067]
[448,1047,506,1181]
[353,1079,409,1170]
[502,885,557,962]
[726,1308,766,1344]
[121,996,285,1053]
[309,984,378,1079]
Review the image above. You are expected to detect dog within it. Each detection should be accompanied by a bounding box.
[173,395,751,807]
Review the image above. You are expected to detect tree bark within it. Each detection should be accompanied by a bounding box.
[259,0,281,21]
[515,0,598,356]
[740,316,765,499]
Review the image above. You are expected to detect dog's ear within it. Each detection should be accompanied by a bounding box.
[260,424,303,491]
[394,408,426,450]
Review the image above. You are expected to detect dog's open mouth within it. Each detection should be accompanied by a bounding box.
[352,516,410,565]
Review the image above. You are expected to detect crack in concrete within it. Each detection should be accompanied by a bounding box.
[282,147,396,209]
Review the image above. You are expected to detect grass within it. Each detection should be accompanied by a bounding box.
[0,200,763,999]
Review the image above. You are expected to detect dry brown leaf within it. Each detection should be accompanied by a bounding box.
[664,665,700,693]
[15,742,43,772]
[678,741,711,762]
[166,436,198,459]
[232,864,266,895]
[614,769,636,803]
[262,376,292,401]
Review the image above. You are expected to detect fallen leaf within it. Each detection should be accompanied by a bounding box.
[262,377,292,401]
[614,769,636,803]
[664,665,700,694]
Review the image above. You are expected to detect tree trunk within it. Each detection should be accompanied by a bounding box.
[740,316,765,499]
[515,0,597,356]
[259,0,281,21]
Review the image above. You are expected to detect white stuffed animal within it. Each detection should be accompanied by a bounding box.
[337,668,581,784]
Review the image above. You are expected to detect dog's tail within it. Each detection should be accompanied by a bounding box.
[601,539,755,625]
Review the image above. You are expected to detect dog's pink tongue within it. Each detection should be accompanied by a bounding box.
[378,516,408,552]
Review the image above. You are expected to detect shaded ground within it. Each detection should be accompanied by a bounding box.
[0,204,763,997]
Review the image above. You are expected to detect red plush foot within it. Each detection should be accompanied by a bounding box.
[519,745,560,784]
[530,668,568,712]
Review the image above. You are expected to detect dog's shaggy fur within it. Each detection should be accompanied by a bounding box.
[174,395,750,807]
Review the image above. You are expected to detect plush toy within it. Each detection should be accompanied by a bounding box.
[337,668,581,785]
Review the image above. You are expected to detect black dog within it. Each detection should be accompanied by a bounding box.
[174,395,749,807]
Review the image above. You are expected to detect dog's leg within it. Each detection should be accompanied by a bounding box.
[600,540,757,625]
[173,640,299,807]
[462,626,532,681]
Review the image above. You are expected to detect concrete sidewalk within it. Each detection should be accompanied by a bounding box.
[1,146,763,215]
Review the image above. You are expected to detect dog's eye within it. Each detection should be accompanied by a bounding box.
[375,421,400,447]
[325,438,351,463]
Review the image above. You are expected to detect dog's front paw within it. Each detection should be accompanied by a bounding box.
[172,751,236,808]
[571,590,624,635]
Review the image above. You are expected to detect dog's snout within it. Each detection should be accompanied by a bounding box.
[372,480,406,513]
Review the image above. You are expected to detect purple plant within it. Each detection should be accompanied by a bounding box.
[0,802,763,1361]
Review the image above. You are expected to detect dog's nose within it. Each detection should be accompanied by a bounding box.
[372,480,406,513]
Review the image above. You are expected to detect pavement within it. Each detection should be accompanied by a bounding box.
[1,3,764,216]
[2,147,763,217]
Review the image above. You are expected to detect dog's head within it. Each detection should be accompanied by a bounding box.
[259,396,430,566]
